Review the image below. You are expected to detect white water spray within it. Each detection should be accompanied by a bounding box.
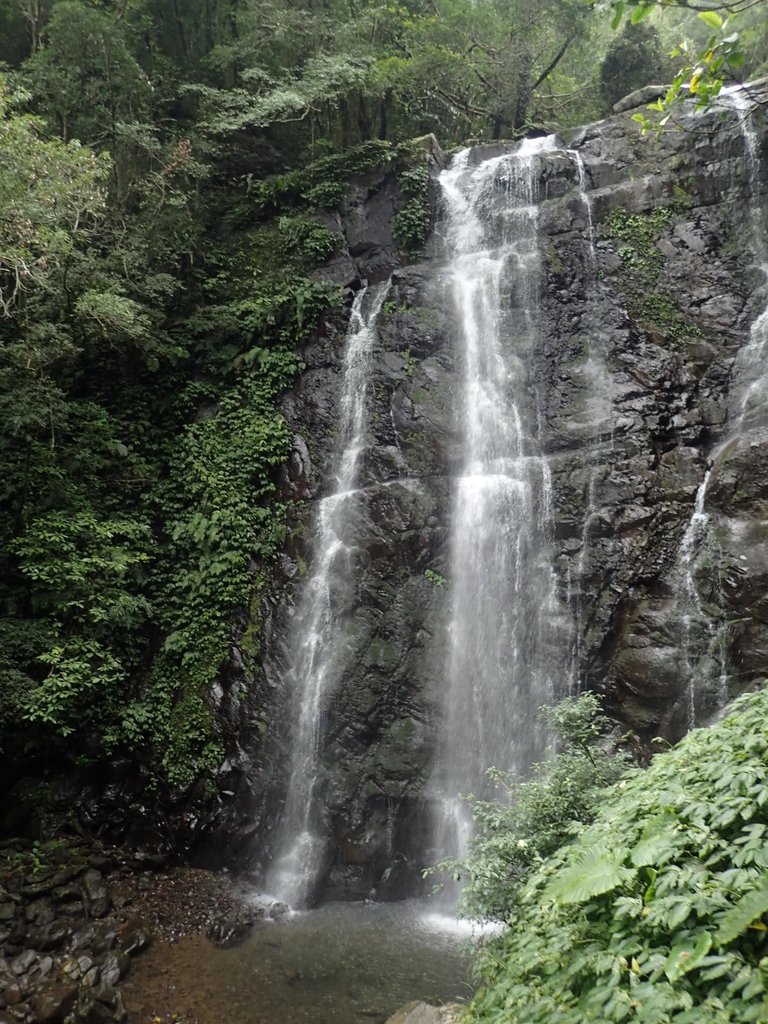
[429,139,572,867]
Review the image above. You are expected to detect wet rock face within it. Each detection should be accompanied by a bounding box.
[213,92,768,896]
[556,95,768,734]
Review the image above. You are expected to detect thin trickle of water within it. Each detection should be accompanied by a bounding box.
[720,86,764,215]
[385,797,396,859]
[430,138,571,868]
[565,146,613,681]
[672,86,768,723]
[674,470,728,724]
[571,466,599,683]
[678,473,711,618]
[266,282,390,907]
[719,88,768,425]
[569,149,596,271]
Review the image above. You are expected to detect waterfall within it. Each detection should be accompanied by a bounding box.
[266,281,390,907]
[260,91,767,907]
[429,139,571,867]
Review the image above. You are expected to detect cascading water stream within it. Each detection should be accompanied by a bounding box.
[720,88,768,426]
[266,282,390,907]
[429,139,571,868]
[564,146,615,682]
[672,86,768,723]
[674,470,729,724]
[569,148,597,274]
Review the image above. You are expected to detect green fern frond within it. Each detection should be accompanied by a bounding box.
[546,846,635,905]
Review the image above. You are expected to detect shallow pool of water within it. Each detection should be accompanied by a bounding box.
[124,899,479,1024]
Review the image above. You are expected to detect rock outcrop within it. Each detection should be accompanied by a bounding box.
[384,1001,457,1024]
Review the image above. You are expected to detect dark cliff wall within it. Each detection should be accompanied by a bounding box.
[209,90,768,897]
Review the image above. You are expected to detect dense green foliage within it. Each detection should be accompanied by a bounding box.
[432,694,631,921]
[0,0,595,803]
[0,44,339,794]
[466,688,768,1023]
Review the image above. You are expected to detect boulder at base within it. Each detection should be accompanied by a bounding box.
[384,1000,458,1024]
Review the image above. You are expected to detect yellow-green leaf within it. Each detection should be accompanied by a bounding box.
[698,10,723,30]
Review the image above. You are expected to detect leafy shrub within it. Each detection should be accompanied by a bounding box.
[395,164,432,256]
[116,368,297,789]
[191,279,339,358]
[252,140,394,216]
[9,511,152,737]
[433,693,631,922]
[277,215,338,264]
[466,688,768,1024]
[302,180,346,208]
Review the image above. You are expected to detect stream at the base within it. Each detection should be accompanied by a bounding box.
[124,900,477,1024]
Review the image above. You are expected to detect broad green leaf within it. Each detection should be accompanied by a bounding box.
[666,897,693,929]
[715,881,768,944]
[630,2,653,23]
[546,846,634,904]
[631,816,678,866]
[665,932,712,982]
[698,10,724,30]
